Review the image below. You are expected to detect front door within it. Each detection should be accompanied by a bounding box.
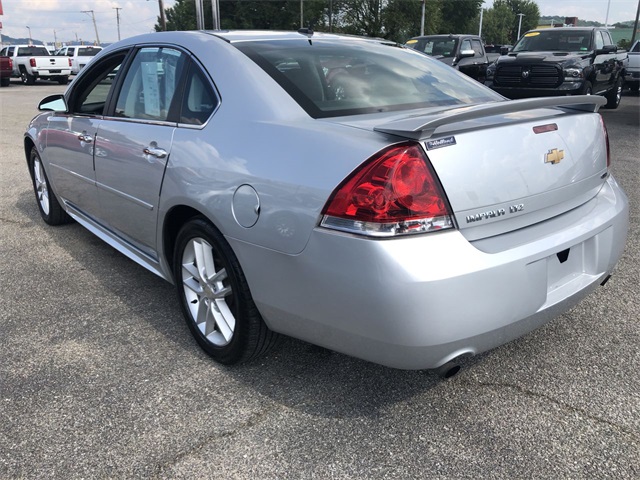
[94,46,188,255]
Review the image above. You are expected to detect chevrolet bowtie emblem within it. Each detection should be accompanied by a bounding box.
[545,148,564,165]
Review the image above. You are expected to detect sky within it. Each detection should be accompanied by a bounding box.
[0,0,638,46]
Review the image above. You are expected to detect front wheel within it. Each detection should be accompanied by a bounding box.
[29,147,71,225]
[173,217,279,365]
[604,76,623,109]
[580,81,593,95]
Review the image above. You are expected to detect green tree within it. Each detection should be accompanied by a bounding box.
[437,0,483,35]
[492,0,540,43]
[383,0,440,42]
[481,3,515,44]
[158,0,327,32]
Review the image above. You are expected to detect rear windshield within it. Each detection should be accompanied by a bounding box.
[235,38,501,118]
[78,47,101,56]
[406,37,458,58]
[513,30,593,52]
[17,46,50,56]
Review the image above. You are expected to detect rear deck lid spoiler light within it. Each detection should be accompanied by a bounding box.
[374,95,606,140]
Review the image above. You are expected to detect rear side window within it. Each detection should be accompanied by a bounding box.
[180,65,218,125]
[235,39,500,118]
[78,47,101,56]
[115,47,187,122]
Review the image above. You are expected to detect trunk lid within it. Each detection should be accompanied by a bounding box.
[332,96,609,241]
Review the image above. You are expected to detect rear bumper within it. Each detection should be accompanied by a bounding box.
[231,175,628,370]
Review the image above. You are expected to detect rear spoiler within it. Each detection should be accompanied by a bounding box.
[374,95,606,140]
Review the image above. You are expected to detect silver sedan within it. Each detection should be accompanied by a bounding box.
[24,30,629,373]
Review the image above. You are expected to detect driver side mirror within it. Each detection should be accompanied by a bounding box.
[596,45,617,54]
[458,49,475,59]
[38,94,68,112]
[500,46,511,55]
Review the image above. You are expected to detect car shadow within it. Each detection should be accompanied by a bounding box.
[15,189,483,419]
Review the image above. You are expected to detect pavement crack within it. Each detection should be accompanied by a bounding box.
[462,379,639,441]
[152,404,279,476]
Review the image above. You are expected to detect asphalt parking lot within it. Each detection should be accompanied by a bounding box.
[1,80,638,478]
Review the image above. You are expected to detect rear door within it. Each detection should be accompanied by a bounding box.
[94,46,188,255]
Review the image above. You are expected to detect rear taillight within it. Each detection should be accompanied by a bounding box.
[600,116,611,168]
[8,59,12,69]
[29,58,36,68]
[69,58,73,67]
[321,142,453,237]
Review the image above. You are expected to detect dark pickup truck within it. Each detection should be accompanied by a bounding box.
[486,27,627,109]
[405,34,489,82]
[0,55,12,87]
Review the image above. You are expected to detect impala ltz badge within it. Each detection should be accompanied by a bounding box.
[426,136,456,150]
[545,148,565,165]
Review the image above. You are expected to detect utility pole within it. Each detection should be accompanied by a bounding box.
[300,0,303,28]
[420,0,425,36]
[26,25,32,45]
[53,29,57,49]
[211,0,220,30]
[517,13,525,40]
[195,0,204,30]
[81,10,100,45]
[605,0,611,27]
[158,0,166,31]
[113,7,122,41]
[631,0,640,46]
[479,7,484,37]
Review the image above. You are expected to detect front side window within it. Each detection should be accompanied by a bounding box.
[595,32,605,50]
[236,39,501,118]
[471,40,484,56]
[114,47,187,122]
[70,52,127,115]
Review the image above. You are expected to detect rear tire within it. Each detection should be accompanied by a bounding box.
[57,76,69,85]
[173,217,280,365]
[29,147,71,225]
[580,81,593,95]
[604,76,622,109]
[0,77,9,87]
[21,70,35,85]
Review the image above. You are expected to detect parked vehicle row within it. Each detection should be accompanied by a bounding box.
[0,44,72,85]
[406,28,629,108]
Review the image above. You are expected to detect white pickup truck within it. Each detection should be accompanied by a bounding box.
[55,45,103,74]
[625,40,640,92]
[0,44,71,85]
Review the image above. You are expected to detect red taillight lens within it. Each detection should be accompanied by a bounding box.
[30,58,37,68]
[8,59,12,69]
[600,116,611,168]
[69,58,73,67]
[321,143,453,237]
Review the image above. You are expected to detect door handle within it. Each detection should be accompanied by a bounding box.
[143,146,167,159]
